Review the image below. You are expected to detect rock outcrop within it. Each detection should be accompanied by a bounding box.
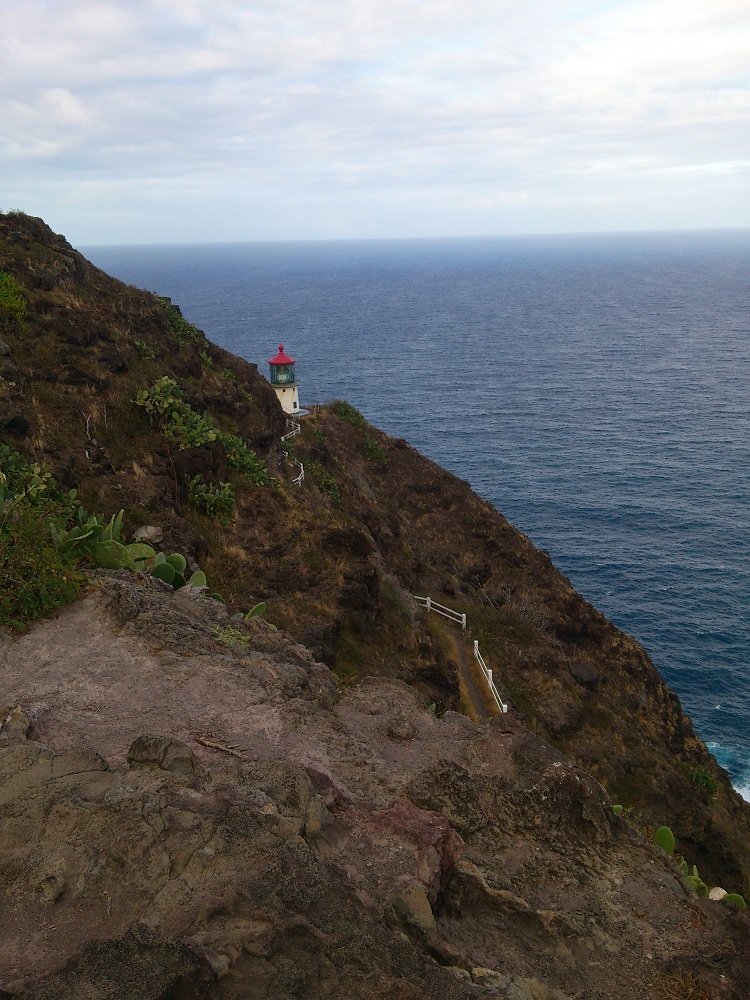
[1,575,749,997]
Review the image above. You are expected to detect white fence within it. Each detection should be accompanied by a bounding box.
[473,640,508,714]
[413,595,466,629]
[414,594,509,714]
[281,418,301,443]
[281,419,304,486]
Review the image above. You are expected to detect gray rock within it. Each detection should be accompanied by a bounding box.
[386,881,436,933]
[132,525,164,544]
[0,705,30,741]
[0,337,10,356]
[568,657,599,690]
[127,735,209,782]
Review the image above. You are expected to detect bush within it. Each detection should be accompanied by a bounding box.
[136,378,271,484]
[0,447,85,630]
[0,272,27,329]
[135,377,219,450]
[222,433,272,486]
[185,475,235,523]
[331,400,365,427]
[689,765,719,795]
[155,296,205,345]
[0,503,85,630]
[309,461,341,503]
[364,433,388,465]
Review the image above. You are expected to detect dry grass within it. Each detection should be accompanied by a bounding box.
[647,970,715,1000]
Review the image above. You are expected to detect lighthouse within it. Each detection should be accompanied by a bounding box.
[268,345,300,415]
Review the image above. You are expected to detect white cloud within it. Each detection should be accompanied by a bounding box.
[2,0,749,241]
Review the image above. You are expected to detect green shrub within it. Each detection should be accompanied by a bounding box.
[0,447,85,630]
[135,378,271,484]
[222,433,271,486]
[0,502,85,630]
[185,475,235,523]
[135,377,219,450]
[135,340,155,359]
[309,461,341,503]
[331,400,365,427]
[689,764,719,795]
[0,272,27,329]
[155,296,205,345]
[363,433,388,465]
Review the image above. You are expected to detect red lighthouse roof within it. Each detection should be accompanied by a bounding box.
[268,344,295,365]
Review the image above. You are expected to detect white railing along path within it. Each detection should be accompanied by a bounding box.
[413,595,466,629]
[281,418,304,485]
[281,418,302,442]
[414,593,509,714]
[473,640,509,714]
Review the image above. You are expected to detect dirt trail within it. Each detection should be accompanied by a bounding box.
[444,628,496,723]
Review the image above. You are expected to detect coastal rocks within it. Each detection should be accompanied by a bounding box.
[524,761,613,843]
[568,657,599,690]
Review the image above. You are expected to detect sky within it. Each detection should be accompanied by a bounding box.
[2,0,749,245]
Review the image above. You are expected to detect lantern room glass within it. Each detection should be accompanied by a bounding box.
[270,363,295,385]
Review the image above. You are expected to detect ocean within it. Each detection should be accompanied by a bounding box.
[84,231,750,799]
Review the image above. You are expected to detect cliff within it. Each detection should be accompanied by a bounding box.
[1,211,749,998]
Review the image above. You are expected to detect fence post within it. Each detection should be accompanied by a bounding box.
[487,669,492,685]
[474,639,478,657]
[426,597,432,611]
[461,613,467,629]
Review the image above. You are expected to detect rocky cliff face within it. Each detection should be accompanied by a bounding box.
[1,212,750,997]
[2,574,749,999]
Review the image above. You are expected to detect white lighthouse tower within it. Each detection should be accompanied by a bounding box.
[268,345,300,415]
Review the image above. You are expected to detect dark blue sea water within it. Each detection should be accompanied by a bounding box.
[84,232,750,799]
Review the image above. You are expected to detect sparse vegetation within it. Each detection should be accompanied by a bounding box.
[134,340,155,359]
[308,461,341,502]
[211,624,250,650]
[689,764,718,795]
[364,433,388,465]
[156,295,205,345]
[331,399,366,427]
[135,378,271,485]
[135,377,220,449]
[0,271,27,329]
[185,475,235,524]
[0,446,85,629]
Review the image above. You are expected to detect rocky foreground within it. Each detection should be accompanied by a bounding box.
[2,211,750,997]
[1,573,749,999]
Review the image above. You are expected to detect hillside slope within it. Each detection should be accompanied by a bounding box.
[1,572,749,999]
[1,211,750,995]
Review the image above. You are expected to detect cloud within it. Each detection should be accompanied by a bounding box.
[2,0,749,241]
